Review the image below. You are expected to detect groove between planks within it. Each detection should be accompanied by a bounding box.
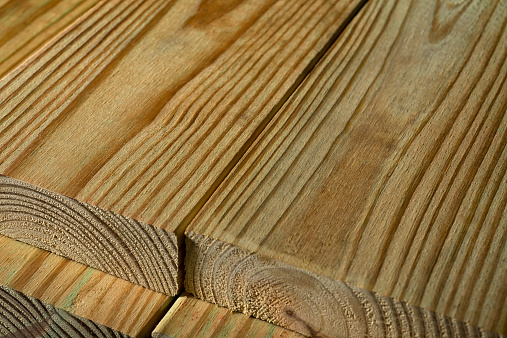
[0,235,171,337]
[186,0,507,334]
[0,0,366,295]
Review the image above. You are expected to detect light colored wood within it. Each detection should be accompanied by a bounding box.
[187,0,507,334]
[0,235,172,337]
[153,293,303,338]
[185,234,501,338]
[0,0,100,77]
[0,285,128,337]
[0,0,364,295]
[0,175,179,295]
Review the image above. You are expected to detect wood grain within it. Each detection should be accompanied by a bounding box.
[0,0,365,294]
[0,285,128,338]
[185,233,502,338]
[153,293,303,338]
[0,235,172,337]
[187,0,507,334]
[0,0,100,78]
[0,175,179,295]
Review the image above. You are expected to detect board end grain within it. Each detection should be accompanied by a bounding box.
[185,232,503,338]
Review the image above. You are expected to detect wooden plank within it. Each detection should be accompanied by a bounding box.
[0,285,128,337]
[152,293,304,338]
[0,235,172,337]
[0,0,100,77]
[186,0,507,335]
[0,0,365,295]
[185,235,502,338]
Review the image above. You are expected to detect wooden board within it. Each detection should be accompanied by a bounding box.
[0,285,128,337]
[0,0,100,77]
[0,235,172,337]
[186,0,507,335]
[0,0,365,296]
[185,235,501,338]
[152,293,303,338]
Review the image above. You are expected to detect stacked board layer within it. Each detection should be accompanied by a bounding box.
[0,0,505,337]
[185,0,507,335]
[0,0,365,296]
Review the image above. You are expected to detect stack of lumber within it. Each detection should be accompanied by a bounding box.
[0,0,505,336]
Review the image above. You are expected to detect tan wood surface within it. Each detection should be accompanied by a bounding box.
[0,0,100,78]
[185,234,501,338]
[0,285,129,337]
[153,293,304,338]
[0,235,172,337]
[187,0,507,335]
[0,0,365,296]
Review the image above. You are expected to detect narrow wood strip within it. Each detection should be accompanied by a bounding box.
[0,235,172,337]
[0,285,128,337]
[0,0,100,77]
[0,0,365,295]
[186,0,507,333]
[152,293,303,338]
[185,232,502,338]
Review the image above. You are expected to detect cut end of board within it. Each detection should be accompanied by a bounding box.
[185,231,503,338]
[152,292,304,338]
[0,175,182,296]
[0,285,129,338]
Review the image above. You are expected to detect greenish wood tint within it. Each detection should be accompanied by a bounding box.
[152,293,304,338]
[0,0,100,77]
[0,235,172,337]
[0,285,129,337]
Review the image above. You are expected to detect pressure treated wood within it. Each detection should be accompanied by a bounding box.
[0,285,128,337]
[0,175,179,295]
[185,234,501,338]
[0,0,100,77]
[187,0,507,335]
[153,293,303,338]
[0,235,172,337]
[0,0,364,295]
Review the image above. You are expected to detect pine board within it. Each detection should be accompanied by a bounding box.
[0,0,100,77]
[0,235,172,337]
[185,234,502,338]
[186,0,507,335]
[152,293,304,338]
[0,0,365,295]
[0,285,129,337]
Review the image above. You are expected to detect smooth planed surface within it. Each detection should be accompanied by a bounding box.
[187,0,507,334]
[0,235,172,337]
[0,0,365,295]
[153,293,304,338]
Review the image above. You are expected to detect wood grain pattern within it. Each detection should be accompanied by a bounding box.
[0,175,179,295]
[187,0,507,334]
[0,0,364,294]
[185,233,502,338]
[0,235,172,337]
[0,0,100,77]
[153,293,303,338]
[0,285,128,338]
